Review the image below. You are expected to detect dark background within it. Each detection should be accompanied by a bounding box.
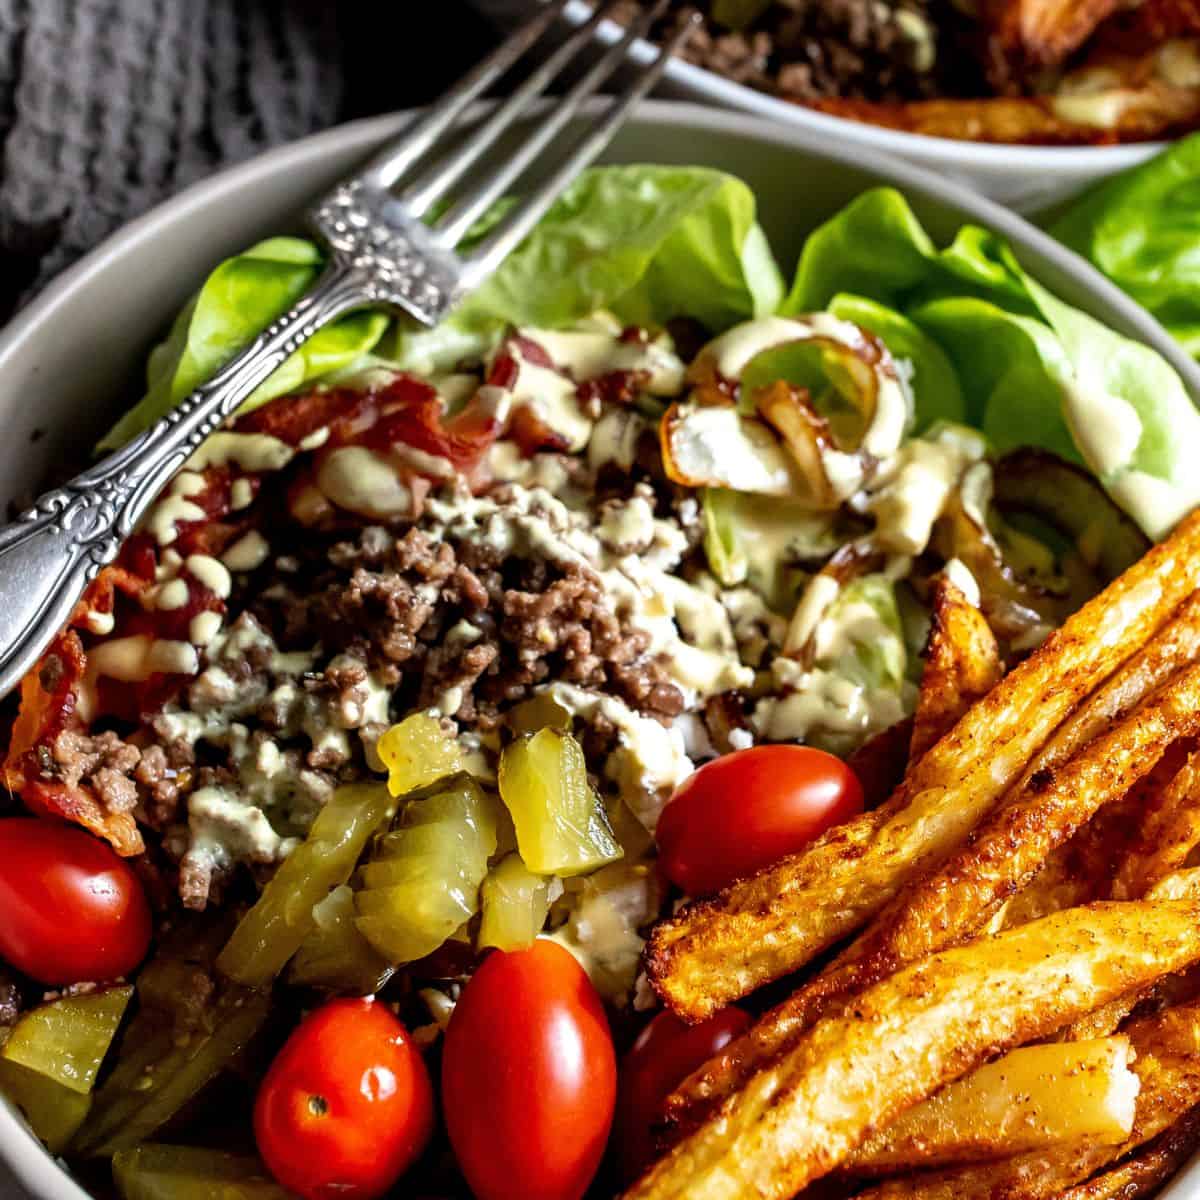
[0,0,501,321]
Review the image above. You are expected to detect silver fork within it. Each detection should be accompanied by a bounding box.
[0,0,696,698]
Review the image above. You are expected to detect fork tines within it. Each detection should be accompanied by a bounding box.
[359,0,698,290]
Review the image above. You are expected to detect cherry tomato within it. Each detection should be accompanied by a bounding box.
[442,940,617,1200]
[616,1007,752,1180]
[656,745,864,895]
[254,997,433,1200]
[0,818,152,984]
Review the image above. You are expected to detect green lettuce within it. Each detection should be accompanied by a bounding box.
[787,187,1200,538]
[104,167,782,447]
[1052,133,1200,358]
[100,239,391,450]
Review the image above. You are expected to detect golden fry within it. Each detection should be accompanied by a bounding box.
[1115,750,1200,900]
[646,513,1200,1025]
[1056,1104,1200,1200]
[850,1038,1137,1174]
[665,656,1200,1131]
[853,1000,1200,1200]
[625,903,1200,1200]
[909,578,1003,764]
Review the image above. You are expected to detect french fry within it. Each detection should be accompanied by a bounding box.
[852,1000,1200,1200]
[664,657,1200,1132]
[850,1038,1137,1174]
[1057,1104,1200,1200]
[646,514,1200,1025]
[624,903,1200,1200]
[909,579,1003,763]
[1115,750,1200,899]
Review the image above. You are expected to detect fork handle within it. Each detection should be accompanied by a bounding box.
[0,264,368,698]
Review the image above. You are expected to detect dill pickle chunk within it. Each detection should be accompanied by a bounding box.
[377,712,464,797]
[0,1059,92,1153]
[355,776,497,965]
[72,983,271,1158]
[478,854,554,952]
[1,985,132,1093]
[217,782,395,988]
[112,1144,294,1200]
[498,729,623,876]
[506,691,574,736]
[288,886,394,995]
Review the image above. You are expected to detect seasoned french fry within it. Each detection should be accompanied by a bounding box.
[1056,1104,1200,1200]
[665,658,1200,1131]
[909,579,1003,763]
[646,516,1200,1024]
[850,1038,1137,1174]
[1115,750,1200,899]
[852,1000,1200,1200]
[624,903,1200,1200]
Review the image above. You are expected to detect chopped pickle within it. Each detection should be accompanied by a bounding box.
[2,985,132,1094]
[72,983,271,1157]
[287,885,394,995]
[478,854,554,952]
[113,1144,295,1200]
[376,712,464,797]
[505,691,574,736]
[498,729,623,876]
[0,1059,92,1154]
[355,775,498,965]
[217,782,395,988]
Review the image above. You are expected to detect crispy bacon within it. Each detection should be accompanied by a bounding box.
[235,386,381,447]
[3,632,143,856]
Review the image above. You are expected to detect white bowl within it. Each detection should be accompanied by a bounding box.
[0,100,1197,1199]
[473,0,1167,212]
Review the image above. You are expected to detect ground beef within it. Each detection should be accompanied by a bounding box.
[619,0,978,104]
[261,519,685,731]
[0,968,22,1027]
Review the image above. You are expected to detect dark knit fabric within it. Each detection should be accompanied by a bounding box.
[0,0,492,319]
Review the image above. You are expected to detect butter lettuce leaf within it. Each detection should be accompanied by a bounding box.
[1051,133,1200,359]
[785,186,1200,538]
[100,238,390,450]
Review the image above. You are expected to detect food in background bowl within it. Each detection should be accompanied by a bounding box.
[621,0,1200,143]
[2,159,1200,1199]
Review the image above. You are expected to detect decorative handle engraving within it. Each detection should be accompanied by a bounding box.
[0,265,368,698]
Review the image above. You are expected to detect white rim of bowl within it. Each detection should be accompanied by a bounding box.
[0,98,1197,1200]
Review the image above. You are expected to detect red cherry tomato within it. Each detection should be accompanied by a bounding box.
[254,997,433,1200]
[656,745,864,895]
[442,940,617,1200]
[616,1007,752,1180]
[0,818,152,984]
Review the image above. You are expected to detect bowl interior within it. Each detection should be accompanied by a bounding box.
[1,100,1198,1199]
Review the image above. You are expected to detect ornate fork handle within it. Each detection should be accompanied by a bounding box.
[0,265,369,698]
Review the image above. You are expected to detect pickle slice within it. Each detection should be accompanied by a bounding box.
[287,885,394,995]
[113,1144,294,1200]
[498,728,623,876]
[0,1059,92,1154]
[376,712,464,797]
[1,985,132,1093]
[72,983,271,1158]
[217,782,395,988]
[355,775,497,965]
[478,854,553,952]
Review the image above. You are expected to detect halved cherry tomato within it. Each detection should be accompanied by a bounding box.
[0,818,152,984]
[442,940,616,1200]
[616,1007,752,1181]
[656,745,864,895]
[254,997,433,1200]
